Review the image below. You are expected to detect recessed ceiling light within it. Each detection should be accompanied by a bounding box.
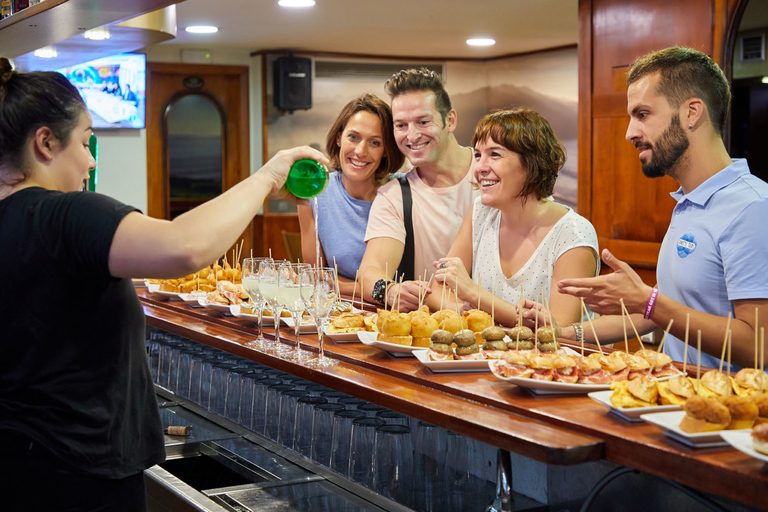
[185,25,219,34]
[84,27,111,40]
[466,38,496,47]
[278,0,316,7]
[34,46,58,59]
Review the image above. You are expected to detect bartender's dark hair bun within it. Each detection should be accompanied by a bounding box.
[0,57,14,86]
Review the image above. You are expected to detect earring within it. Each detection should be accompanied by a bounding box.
[688,123,692,129]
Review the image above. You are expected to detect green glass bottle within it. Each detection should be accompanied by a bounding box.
[87,133,98,192]
[285,159,328,199]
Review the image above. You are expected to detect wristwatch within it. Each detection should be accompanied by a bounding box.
[372,279,393,305]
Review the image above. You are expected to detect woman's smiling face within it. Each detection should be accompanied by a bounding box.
[337,110,385,183]
[473,137,528,208]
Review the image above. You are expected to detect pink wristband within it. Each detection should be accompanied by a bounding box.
[644,288,659,319]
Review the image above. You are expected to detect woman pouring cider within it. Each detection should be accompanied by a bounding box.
[0,58,326,511]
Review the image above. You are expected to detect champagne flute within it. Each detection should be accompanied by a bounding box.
[300,266,338,368]
[278,262,313,361]
[242,257,272,349]
[258,259,292,355]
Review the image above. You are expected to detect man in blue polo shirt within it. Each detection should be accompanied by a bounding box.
[555,47,768,370]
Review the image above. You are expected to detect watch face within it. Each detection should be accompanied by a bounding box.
[373,279,389,304]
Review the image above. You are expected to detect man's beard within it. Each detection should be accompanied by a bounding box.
[639,115,689,178]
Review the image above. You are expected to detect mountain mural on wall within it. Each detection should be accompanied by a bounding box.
[451,84,578,208]
[268,75,579,208]
[451,84,577,144]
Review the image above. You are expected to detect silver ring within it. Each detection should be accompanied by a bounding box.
[439,262,446,269]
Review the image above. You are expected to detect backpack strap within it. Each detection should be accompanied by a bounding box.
[396,175,415,281]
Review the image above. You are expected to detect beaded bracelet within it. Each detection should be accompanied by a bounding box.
[571,322,584,344]
[643,287,659,319]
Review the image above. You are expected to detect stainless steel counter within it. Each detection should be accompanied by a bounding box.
[148,390,415,512]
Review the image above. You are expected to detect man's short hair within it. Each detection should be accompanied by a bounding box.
[471,108,565,201]
[384,68,452,125]
[626,46,731,137]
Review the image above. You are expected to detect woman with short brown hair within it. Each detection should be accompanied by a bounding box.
[432,108,599,328]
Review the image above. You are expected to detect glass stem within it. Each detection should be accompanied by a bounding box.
[273,306,282,343]
[318,317,327,359]
[257,302,264,339]
[293,312,301,349]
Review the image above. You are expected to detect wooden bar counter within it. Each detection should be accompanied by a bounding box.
[137,287,768,510]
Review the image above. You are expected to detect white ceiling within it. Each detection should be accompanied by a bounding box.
[161,0,579,59]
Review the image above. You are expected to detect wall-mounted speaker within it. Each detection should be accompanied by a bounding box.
[274,56,312,111]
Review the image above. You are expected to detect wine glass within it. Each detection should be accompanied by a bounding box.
[258,259,292,355]
[241,257,272,349]
[278,262,312,361]
[300,266,338,368]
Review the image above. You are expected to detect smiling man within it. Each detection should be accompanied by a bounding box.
[361,68,475,311]
[557,47,768,370]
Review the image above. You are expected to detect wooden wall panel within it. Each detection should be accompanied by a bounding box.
[590,117,678,243]
[579,0,726,282]
[255,214,300,261]
[591,1,714,99]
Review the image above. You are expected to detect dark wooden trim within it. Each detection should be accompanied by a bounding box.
[260,55,269,173]
[721,0,751,151]
[146,62,250,76]
[577,0,593,222]
[249,44,578,63]
[259,52,270,250]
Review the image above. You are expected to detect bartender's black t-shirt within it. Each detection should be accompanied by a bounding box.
[0,187,164,479]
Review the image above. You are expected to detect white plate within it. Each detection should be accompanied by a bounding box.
[197,298,232,312]
[413,349,490,372]
[146,282,180,297]
[588,390,682,422]
[280,315,318,334]
[640,411,749,448]
[489,359,607,394]
[324,327,366,343]
[414,346,582,374]
[720,430,768,463]
[357,331,420,358]
[178,292,208,302]
[145,282,204,302]
[228,305,275,325]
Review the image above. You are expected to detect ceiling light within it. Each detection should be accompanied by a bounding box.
[83,27,111,40]
[185,25,219,34]
[34,46,58,59]
[278,0,316,7]
[466,38,496,47]
[762,76,768,84]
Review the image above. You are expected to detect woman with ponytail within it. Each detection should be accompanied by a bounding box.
[0,58,326,511]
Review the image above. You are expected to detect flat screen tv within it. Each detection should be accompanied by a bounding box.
[57,53,146,129]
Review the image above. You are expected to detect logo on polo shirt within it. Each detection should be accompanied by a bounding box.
[677,232,696,258]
